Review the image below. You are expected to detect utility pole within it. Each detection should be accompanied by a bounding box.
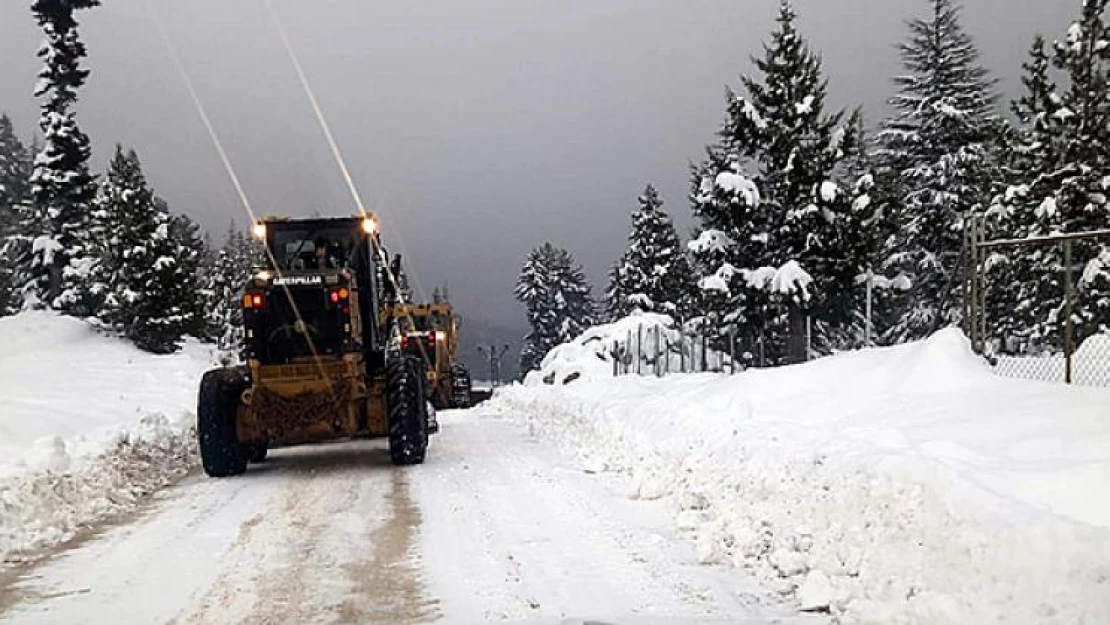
[477,344,511,387]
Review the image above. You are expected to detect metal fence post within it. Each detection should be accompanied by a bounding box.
[612,340,619,377]
[865,267,873,347]
[636,325,643,375]
[626,330,632,375]
[648,328,657,377]
[663,335,670,376]
[978,215,988,354]
[701,332,708,372]
[963,218,973,345]
[969,216,980,352]
[679,332,686,373]
[805,315,812,362]
[729,328,737,374]
[1065,239,1075,385]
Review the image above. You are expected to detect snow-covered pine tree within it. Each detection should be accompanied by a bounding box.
[548,245,597,344]
[985,37,1060,350]
[95,147,194,353]
[209,233,244,351]
[516,245,556,375]
[606,184,693,321]
[689,1,869,362]
[167,210,207,339]
[875,0,1001,343]
[201,222,259,353]
[514,243,597,375]
[993,0,1110,347]
[0,114,33,227]
[23,0,102,313]
[0,114,34,315]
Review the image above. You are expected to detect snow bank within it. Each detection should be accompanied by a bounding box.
[0,312,216,563]
[491,327,1110,625]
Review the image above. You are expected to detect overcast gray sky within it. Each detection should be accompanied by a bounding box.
[0,0,1077,330]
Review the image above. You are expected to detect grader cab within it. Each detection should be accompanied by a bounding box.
[196,215,435,477]
[391,303,473,409]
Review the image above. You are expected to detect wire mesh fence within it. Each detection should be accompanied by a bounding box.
[991,335,1110,387]
[606,319,831,377]
[964,219,1110,388]
[609,323,741,377]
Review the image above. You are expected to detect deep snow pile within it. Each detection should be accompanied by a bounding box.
[493,325,1110,625]
[0,312,215,563]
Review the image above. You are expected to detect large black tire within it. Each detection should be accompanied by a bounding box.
[197,367,249,477]
[386,355,428,465]
[450,364,472,409]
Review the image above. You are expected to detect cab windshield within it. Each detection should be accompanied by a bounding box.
[268,224,363,271]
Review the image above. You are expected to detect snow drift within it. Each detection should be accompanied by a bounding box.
[0,312,215,564]
[492,322,1110,625]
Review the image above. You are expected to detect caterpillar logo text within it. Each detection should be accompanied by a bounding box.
[272,275,324,287]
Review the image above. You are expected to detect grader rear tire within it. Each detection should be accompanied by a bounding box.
[450,364,472,409]
[387,355,428,466]
[197,368,249,477]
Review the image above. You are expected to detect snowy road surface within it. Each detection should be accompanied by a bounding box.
[0,408,810,625]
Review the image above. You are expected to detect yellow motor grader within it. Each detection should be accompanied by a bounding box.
[196,215,436,477]
[389,303,472,410]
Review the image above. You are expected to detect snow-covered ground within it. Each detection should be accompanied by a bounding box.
[0,411,814,625]
[0,312,216,563]
[0,311,807,624]
[499,323,1110,625]
[4,310,1109,624]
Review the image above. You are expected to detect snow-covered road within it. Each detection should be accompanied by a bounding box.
[0,409,810,625]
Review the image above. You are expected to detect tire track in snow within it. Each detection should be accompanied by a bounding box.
[338,470,439,624]
[172,443,433,625]
[412,408,779,622]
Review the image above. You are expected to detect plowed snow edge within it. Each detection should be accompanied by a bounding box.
[0,414,198,566]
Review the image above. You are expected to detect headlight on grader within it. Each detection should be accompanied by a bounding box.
[252,222,267,240]
[361,216,378,235]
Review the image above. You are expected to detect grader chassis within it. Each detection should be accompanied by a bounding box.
[197,215,435,477]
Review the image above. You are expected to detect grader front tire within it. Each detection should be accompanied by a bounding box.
[387,355,429,466]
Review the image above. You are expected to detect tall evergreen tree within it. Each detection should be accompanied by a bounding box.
[0,115,33,222]
[167,210,207,339]
[22,0,102,313]
[606,184,693,320]
[95,147,196,353]
[516,246,556,375]
[0,114,34,315]
[993,0,1110,348]
[515,243,596,375]
[875,0,1001,342]
[689,1,870,362]
[203,222,258,352]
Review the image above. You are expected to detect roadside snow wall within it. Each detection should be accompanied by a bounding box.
[0,312,215,563]
[492,326,1110,625]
